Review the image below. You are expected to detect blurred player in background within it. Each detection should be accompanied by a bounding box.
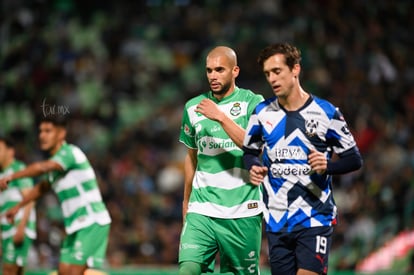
[0,116,112,275]
[0,136,36,275]
[178,46,264,275]
[243,43,363,275]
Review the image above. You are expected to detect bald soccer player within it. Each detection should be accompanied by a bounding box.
[178,46,265,275]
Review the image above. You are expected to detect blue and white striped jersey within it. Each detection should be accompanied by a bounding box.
[243,94,358,233]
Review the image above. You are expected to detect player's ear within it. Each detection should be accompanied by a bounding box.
[7,146,15,159]
[57,127,67,140]
[292,64,300,78]
[233,65,240,78]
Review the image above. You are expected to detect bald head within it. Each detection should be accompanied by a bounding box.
[207,46,238,67]
[205,46,240,99]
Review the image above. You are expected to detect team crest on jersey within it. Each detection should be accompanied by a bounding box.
[341,124,351,135]
[305,118,319,137]
[230,102,241,116]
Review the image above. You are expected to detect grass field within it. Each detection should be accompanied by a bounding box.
[22,267,414,275]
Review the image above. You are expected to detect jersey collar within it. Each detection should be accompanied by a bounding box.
[208,86,240,103]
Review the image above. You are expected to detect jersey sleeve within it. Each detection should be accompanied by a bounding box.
[14,163,34,189]
[326,107,358,154]
[247,94,264,118]
[16,176,34,189]
[243,106,264,152]
[179,106,197,149]
[50,146,76,171]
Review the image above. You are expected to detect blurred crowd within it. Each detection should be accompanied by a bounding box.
[0,0,413,272]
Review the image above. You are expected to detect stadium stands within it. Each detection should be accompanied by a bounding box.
[1,0,413,273]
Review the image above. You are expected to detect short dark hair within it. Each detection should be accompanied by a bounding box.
[38,115,67,128]
[257,43,302,70]
[0,136,15,148]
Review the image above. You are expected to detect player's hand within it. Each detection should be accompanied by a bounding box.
[5,205,19,224]
[182,200,189,224]
[308,149,327,175]
[249,165,268,186]
[195,99,224,122]
[13,227,25,245]
[0,175,11,191]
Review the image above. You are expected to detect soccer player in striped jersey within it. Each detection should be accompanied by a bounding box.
[242,43,363,275]
[0,117,111,275]
[0,136,36,275]
[178,46,264,275]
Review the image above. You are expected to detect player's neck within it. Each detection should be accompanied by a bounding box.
[49,141,65,155]
[212,84,236,101]
[279,87,309,111]
[1,157,14,170]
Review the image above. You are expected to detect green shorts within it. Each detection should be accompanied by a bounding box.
[60,223,110,268]
[179,213,262,275]
[1,236,34,266]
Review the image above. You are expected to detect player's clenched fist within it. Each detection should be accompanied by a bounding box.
[308,149,327,175]
[0,175,11,190]
[5,205,19,224]
[249,165,268,186]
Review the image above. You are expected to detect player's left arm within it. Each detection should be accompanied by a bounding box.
[195,98,245,148]
[310,107,363,175]
[308,147,362,175]
[327,147,363,174]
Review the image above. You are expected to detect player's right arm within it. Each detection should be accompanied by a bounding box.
[182,148,197,223]
[6,180,50,224]
[196,98,246,148]
[0,160,63,189]
[13,187,35,244]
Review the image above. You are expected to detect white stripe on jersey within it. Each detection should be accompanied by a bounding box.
[188,200,263,219]
[53,167,96,192]
[60,188,103,217]
[193,168,250,190]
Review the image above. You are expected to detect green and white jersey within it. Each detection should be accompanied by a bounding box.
[47,142,111,234]
[179,87,264,219]
[0,160,36,240]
